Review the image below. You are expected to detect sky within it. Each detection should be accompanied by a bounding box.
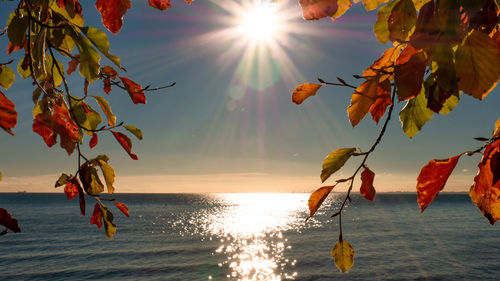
[1,0,499,193]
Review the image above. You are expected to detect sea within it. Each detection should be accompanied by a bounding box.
[1,193,499,281]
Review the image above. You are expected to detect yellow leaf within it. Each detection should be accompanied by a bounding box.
[361,0,389,11]
[455,31,500,100]
[306,185,336,221]
[98,159,115,194]
[331,239,355,273]
[101,205,116,239]
[321,148,356,182]
[347,78,379,126]
[93,96,116,126]
[292,83,322,104]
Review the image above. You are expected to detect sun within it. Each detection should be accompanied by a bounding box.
[237,2,282,43]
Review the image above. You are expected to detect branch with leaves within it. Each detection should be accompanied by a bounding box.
[0,0,186,237]
[293,0,500,273]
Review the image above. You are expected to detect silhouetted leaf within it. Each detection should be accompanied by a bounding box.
[394,45,427,101]
[0,208,21,233]
[417,154,462,212]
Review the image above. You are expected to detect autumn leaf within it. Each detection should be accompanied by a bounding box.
[0,90,18,136]
[7,13,28,49]
[0,65,16,90]
[417,154,462,212]
[78,181,85,216]
[120,77,146,104]
[124,125,143,140]
[55,173,70,187]
[90,203,103,228]
[90,133,98,148]
[149,0,171,10]
[394,45,427,101]
[81,26,122,69]
[331,239,355,273]
[97,159,115,194]
[409,1,439,53]
[306,185,336,221]
[95,0,132,34]
[298,0,339,20]
[321,148,356,182]
[360,166,376,201]
[470,140,500,224]
[0,208,21,233]
[292,83,322,104]
[112,131,138,160]
[79,162,105,195]
[67,54,80,75]
[64,177,80,200]
[347,77,379,126]
[363,46,400,80]
[93,96,116,126]
[368,79,392,123]
[373,0,400,44]
[101,205,116,238]
[388,0,417,43]
[360,0,389,11]
[399,88,434,138]
[455,30,500,100]
[114,202,130,217]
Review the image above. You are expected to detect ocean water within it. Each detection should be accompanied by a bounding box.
[1,193,500,280]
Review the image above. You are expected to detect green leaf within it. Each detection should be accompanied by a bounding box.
[70,100,103,135]
[92,96,116,126]
[439,95,459,116]
[32,87,42,104]
[17,57,31,79]
[388,0,417,43]
[124,125,143,140]
[86,165,105,194]
[7,13,28,47]
[97,159,115,194]
[55,173,70,187]
[373,0,400,44]
[32,28,48,79]
[321,148,357,182]
[101,204,116,239]
[65,26,101,83]
[331,239,355,273]
[0,65,15,90]
[81,26,122,69]
[399,88,434,138]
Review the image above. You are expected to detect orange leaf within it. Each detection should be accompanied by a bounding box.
[363,46,400,80]
[368,79,392,123]
[64,178,80,200]
[0,90,17,136]
[292,83,322,104]
[394,45,427,101]
[149,0,171,10]
[95,0,131,34]
[306,185,336,221]
[112,131,138,160]
[67,54,80,75]
[90,133,98,148]
[470,140,500,224]
[360,166,376,202]
[113,201,130,217]
[417,154,462,212]
[90,203,103,228]
[0,208,21,233]
[298,0,339,20]
[120,77,146,104]
[347,78,379,127]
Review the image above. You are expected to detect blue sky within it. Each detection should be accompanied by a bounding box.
[1,0,499,193]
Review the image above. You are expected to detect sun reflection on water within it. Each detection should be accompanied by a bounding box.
[185,193,308,280]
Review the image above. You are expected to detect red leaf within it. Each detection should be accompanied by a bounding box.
[149,0,171,10]
[7,41,23,55]
[409,1,439,53]
[112,131,138,160]
[64,178,80,200]
[90,203,103,228]
[120,77,146,104]
[89,133,98,149]
[395,45,427,101]
[306,185,336,221]
[0,208,21,233]
[417,154,462,212]
[95,0,131,34]
[113,201,130,217]
[360,166,376,202]
[0,90,17,136]
[298,0,338,20]
[32,104,79,155]
[67,54,80,75]
[368,79,392,123]
[470,140,500,224]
